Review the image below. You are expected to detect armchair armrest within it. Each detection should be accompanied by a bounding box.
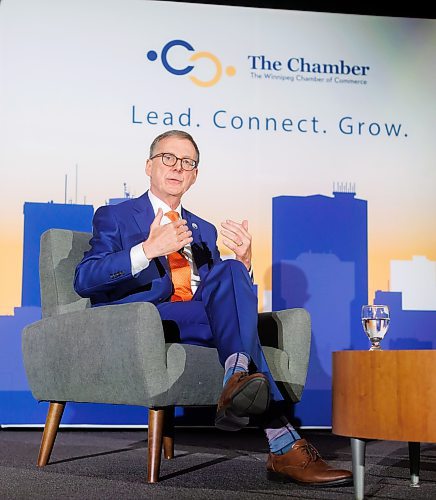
[258,308,311,403]
[22,302,169,407]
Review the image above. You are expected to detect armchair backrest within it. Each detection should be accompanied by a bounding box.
[39,229,91,318]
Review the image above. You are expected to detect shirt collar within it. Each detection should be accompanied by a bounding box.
[148,190,182,222]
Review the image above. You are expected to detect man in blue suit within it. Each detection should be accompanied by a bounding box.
[74,130,351,486]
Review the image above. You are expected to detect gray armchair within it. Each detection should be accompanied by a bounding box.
[22,229,311,483]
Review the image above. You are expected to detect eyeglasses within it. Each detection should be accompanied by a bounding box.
[150,153,198,171]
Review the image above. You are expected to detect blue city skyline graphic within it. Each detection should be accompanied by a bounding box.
[21,202,94,308]
[272,191,435,426]
[0,195,435,425]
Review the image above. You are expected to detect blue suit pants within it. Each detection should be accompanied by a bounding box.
[157,260,283,401]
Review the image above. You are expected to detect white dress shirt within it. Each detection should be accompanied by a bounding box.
[130,191,201,293]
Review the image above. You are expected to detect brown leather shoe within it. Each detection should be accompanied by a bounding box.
[215,372,270,431]
[267,439,353,487]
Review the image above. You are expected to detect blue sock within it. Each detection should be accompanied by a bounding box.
[223,352,250,386]
[266,423,301,455]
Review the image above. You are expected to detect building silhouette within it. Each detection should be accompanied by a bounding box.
[21,202,94,307]
[390,256,436,310]
[272,190,368,426]
[376,256,436,349]
[107,183,133,206]
[374,291,435,350]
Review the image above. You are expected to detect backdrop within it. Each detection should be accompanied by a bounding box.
[1,0,435,426]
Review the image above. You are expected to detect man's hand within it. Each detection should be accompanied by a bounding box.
[142,208,193,259]
[220,219,252,270]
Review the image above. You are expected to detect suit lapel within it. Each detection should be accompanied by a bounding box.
[132,192,154,239]
[183,208,213,280]
[183,207,202,247]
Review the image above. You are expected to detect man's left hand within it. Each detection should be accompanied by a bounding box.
[220,219,252,271]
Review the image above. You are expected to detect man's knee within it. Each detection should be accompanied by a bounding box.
[209,259,254,292]
[213,259,248,275]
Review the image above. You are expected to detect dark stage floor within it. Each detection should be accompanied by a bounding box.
[0,427,435,499]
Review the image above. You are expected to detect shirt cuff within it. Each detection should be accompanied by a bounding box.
[130,242,150,277]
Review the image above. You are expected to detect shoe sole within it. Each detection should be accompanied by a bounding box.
[267,470,353,487]
[215,377,270,432]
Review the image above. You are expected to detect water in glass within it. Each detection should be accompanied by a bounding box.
[361,305,390,351]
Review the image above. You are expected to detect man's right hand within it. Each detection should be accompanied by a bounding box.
[141,208,193,260]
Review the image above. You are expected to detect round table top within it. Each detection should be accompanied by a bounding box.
[332,350,436,443]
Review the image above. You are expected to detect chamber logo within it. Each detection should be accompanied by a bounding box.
[146,39,236,87]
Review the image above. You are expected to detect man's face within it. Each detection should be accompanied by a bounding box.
[146,136,198,203]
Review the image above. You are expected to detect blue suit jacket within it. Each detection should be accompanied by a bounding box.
[74,191,221,307]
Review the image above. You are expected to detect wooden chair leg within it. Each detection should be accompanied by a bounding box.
[163,406,175,460]
[37,401,65,467]
[147,408,165,483]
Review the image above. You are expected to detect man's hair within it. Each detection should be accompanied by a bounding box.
[149,130,200,165]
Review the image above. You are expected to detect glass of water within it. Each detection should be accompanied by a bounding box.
[361,305,390,351]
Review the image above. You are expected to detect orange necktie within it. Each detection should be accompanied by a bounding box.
[165,211,193,302]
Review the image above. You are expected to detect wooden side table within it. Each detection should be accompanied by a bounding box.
[332,350,436,500]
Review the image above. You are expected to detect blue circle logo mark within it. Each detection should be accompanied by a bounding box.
[146,39,236,87]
